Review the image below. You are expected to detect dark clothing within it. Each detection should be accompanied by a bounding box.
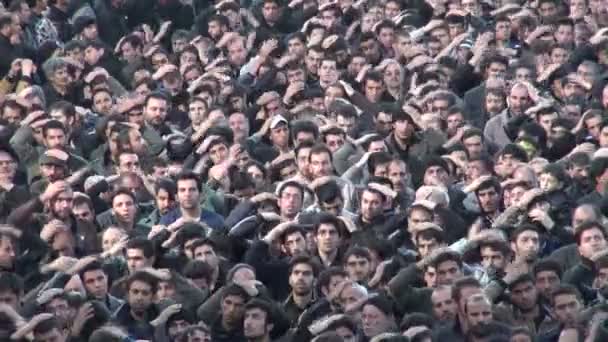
[94,0,129,46]
[113,303,159,340]
[0,35,27,77]
[210,315,246,342]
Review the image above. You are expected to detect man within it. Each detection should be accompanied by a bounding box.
[160,171,225,231]
[466,176,502,229]
[211,283,249,342]
[139,178,177,228]
[284,255,317,326]
[192,238,225,293]
[312,213,344,268]
[533,259,562,305]
[564,221,608,302]
[464,294,493,330]
[578,157,608,207]
[79,260,124,313]
[484,82,532,150]
[510,224,541,268]
[344,246,373,285]
[431,285,458,324]
[434,277,483,341]
[508,273,551,333]
[114,270,160,340]
[538,285,583,341]
[361,295,397,339]
[432,249,464,286]
[463,54,508,127]
[125,238,156,273]
[0,14,27,77]
[277,180,304,220]
[243,299,275,342]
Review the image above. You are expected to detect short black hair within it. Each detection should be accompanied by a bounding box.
[245,298,274,324]
[175,171,202,192]
[533,259,563,279]
[550,284,581,308]
[126,237,156,259]
[0,272,22,296]
[288,255,320,277]
[126,270,159,294]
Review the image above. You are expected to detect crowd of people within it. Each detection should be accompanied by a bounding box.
[4,0,608,341]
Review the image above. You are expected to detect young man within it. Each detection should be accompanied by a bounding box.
[160,171,225,230]
[243,299,275,342]
[284,255,318,326]
[113,270,160,340]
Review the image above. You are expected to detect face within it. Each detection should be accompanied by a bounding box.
[262,1,280,22]
[33,328,66,342]
[538,112,558,136]
[229,113,249,142]
[194,244,219,270]
[283,231,306,256]
[126,248,152,273]
[550,47,570,65]
[477,187,500,213]
[360,190,383,222]
[270,124,289,149]
[82,269,108,299]
[485,92,505,115]
[288,38,305,57]
[102,228,123,252]
[345,255,371,283]
[480,246,506,271]
[387,160,407,191]
[289,263,314,295]
[92,91,113,114]
[144,97,168,126]
[436,260,462,285]
[128,280,154,312]
[278,185,302,219]
[244,308,270,339]
[511,230,540,262]
[553,294,581,326]
[72,203,93,223]
[555,25,574,45]
[578,227,607,259]
[0,151,16,182]
[487,62,507,80]
[177,179,200,210]
[228,40,248,67]
[209,143,229,165]
[539,2,557,19]
[84,46,103,65]
[40,163,65,182]
[316,223,340,254]
[432,287,457,322]
[361,304,391,338]
[495,21,511,41]
[309,151,332,177]
[416,237,439,259]
[508,86,531,115]
[365,79,384,103]
[586,116,602,139]
[112,193,136,224]
[0,237,16,269]
[44,128,66,148]
[424,166,449,186]
[52,190,73,219]
[536,270,560,301]
[510,281,538,311]
[305,50,323,75]
[319,60,338,87]
[466,300,492,328]
[157,281,176,301]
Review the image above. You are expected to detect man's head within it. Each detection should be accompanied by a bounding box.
[154,178,177,216]
[42,120,67,149]
[360,188,385,223]
[288,255,317,296]
[474,178,502,214]
[126,271,157,313]
[479,240,509,272]
[533,259,562,302]
[308,144,333,178]
[277,181,304,219]
[243,299,274,340]
[361,295,395,338]
[344,246,372,284]
[143,92,169,127]
[32,316,67,342]
[432,250,463,285]
[508,83,532,115]
[509,274,538,312]
[550,285,582,326]
[111,188,137,225]
[431,285,457,322]
[510,224,540,263]
[452,277,482,317]
[192,238,219,272]
[574,221,608,259]
[464,294,493,329]
[125,238,155,273]
[221,284,249,329]
[79,261,108,300]
[175,171,202,211]
[314,213,343,256]
[280,225,307,257]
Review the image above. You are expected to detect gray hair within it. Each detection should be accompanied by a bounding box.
[42,57,69,79]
